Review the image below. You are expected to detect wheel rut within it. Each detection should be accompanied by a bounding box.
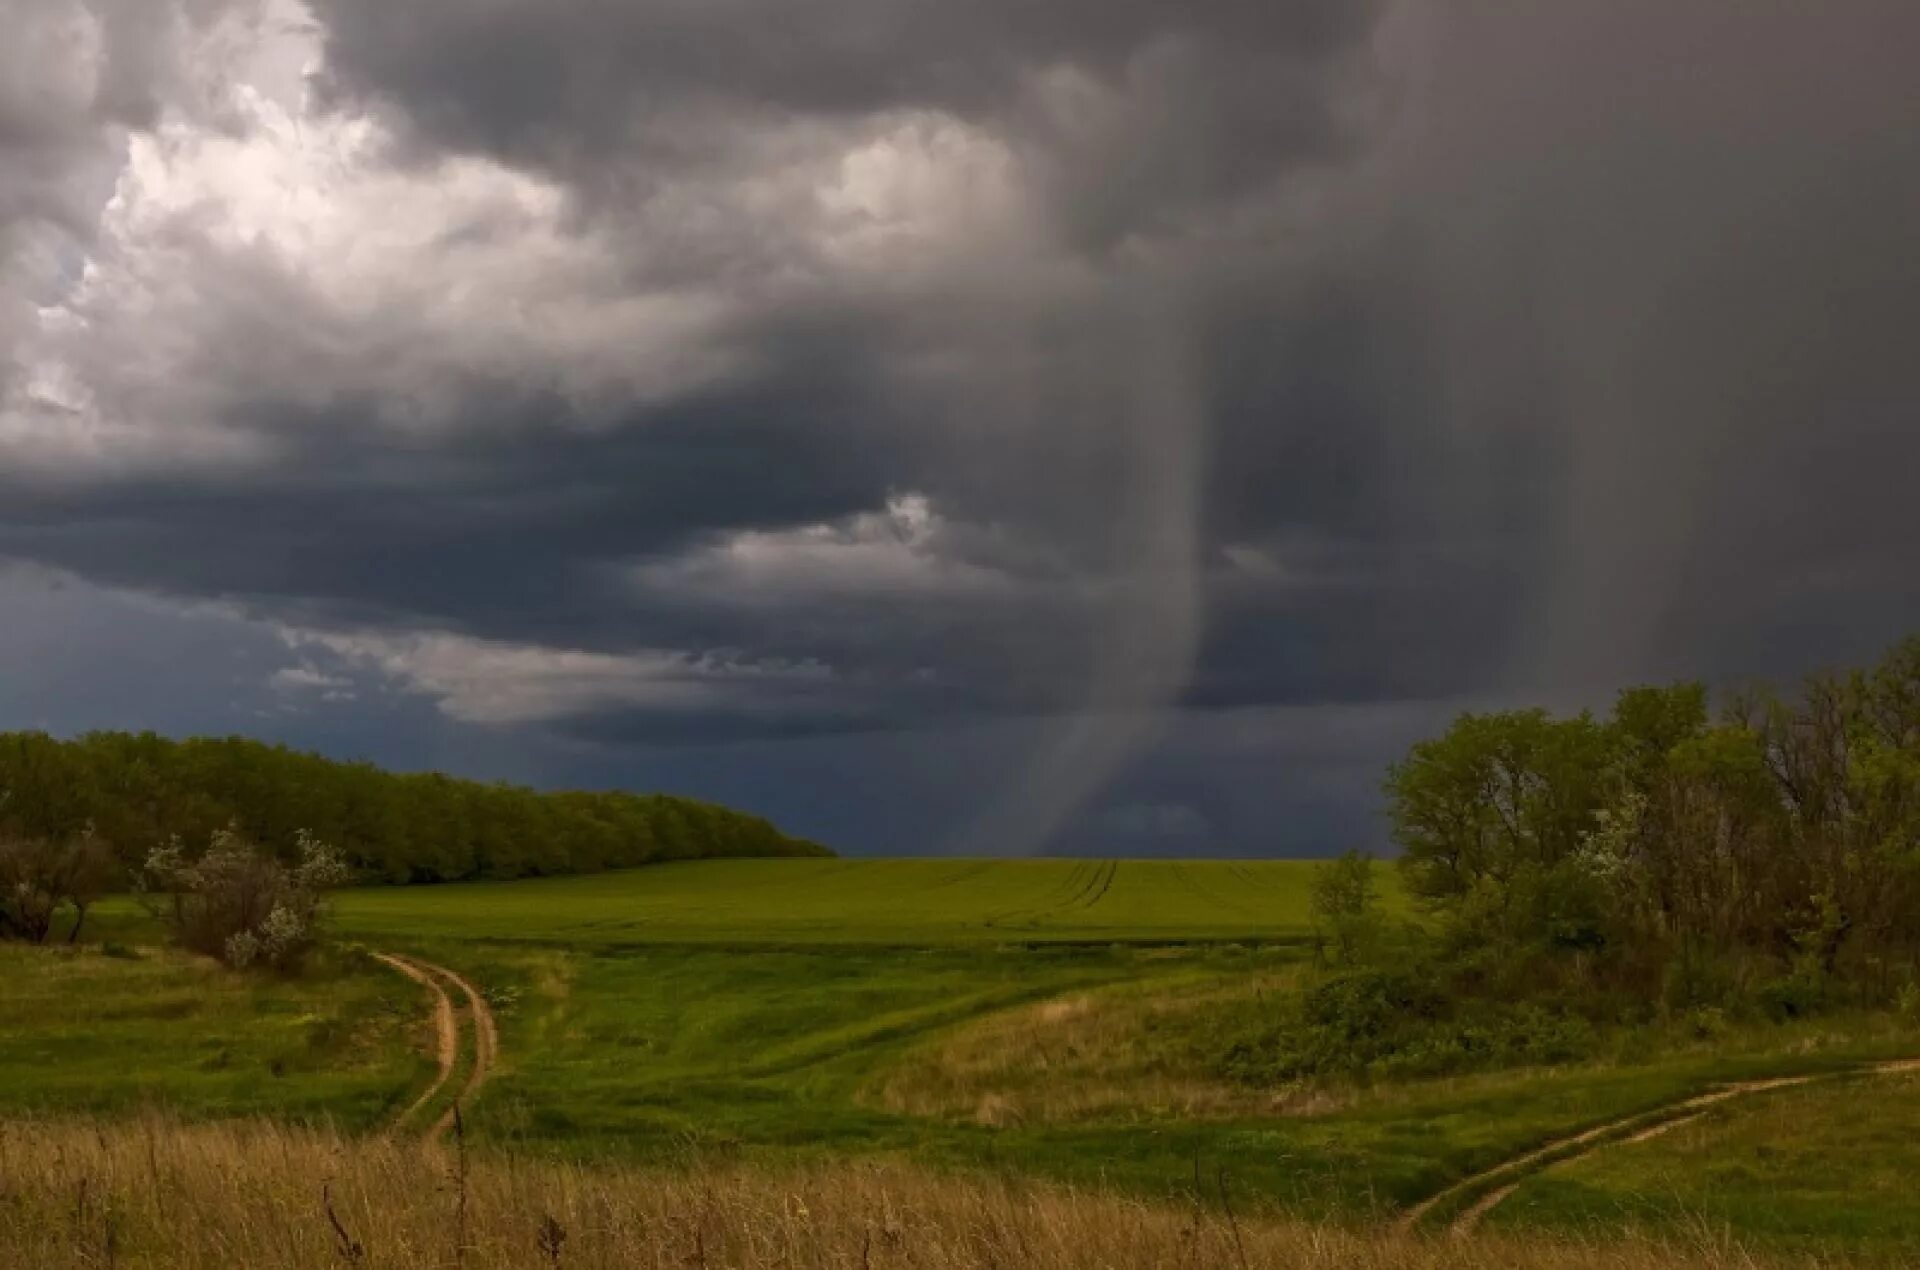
[373,951,500,1142]
[1401,1058,1920,1238]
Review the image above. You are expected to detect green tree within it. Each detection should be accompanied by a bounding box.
[0,730,829,886]
[1387,709,1616,905]
[1310,849,1378,965]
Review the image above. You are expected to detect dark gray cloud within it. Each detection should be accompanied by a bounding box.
[1,0,1918,855]
[309,0,1378,246]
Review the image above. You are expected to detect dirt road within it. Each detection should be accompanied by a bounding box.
[372,951,499,1142]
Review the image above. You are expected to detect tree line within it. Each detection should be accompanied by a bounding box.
[1243,636,1920,1083]
[0,730,830,889]
[1388,635,1920,1013]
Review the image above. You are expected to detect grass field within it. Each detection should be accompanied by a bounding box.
[17,858,1920,1260]
[328,857,1384,945]
[0,942,424,1129]
[1489,1066,1920,1255]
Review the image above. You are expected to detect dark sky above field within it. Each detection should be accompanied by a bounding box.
[3,1,1918,856]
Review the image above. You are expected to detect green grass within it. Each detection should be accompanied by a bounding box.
[1489,1067,1920,1256]
[352,930,1920,1227]
[27,858,1920,1251]
[0,941,425,1130]
[328,857,1392,946]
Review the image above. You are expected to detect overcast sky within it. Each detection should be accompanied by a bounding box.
[2,1,1917,856]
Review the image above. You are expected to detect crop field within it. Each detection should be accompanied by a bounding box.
[329,857,1388,945]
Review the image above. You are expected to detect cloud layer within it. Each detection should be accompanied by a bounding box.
[2,0,1917,853]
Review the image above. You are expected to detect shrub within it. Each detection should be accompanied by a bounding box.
[1754,974,1825,1022]
[1221,966,1600,1083]
[143,827,351,971]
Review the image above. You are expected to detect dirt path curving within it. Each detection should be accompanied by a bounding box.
[1419,1075,1817,1237]
[372,951,499,1142]
[423,959,499,1139]
[372,952,458,1133]
[1403,1060,1920,1238]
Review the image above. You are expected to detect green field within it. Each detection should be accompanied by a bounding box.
[16,858,1920,1257]
[1490,1068,1920,1254]
[379,935,1920,1224]
[0,942,423,1128]
[328,857,1377,945]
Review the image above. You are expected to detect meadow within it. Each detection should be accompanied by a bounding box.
[0,941,423,1128]
[1489,1065,1920,1253]
[14,858,1918,1262]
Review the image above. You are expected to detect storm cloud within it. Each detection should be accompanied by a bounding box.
[1,0,1917,854]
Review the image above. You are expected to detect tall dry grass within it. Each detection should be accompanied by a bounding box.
[0,1115,1823,1270]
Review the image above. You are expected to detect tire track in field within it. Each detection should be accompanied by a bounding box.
[1178,860,1265,924]
[374,951,500,1142]
[982,861,1097,930]
[1010,859,1118,929]
[1081,859,1118,914]
[426,958,499,1139]
[372,952,456,1133]
[1407,1058,1920,1238]
[920,860,997,891]
[1063,859,1118,914]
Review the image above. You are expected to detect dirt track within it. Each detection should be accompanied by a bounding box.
[373,951,499,1142]
[1402,1060,1920,1237]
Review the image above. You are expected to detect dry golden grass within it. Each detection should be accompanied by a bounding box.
[0,1116,1827,1270]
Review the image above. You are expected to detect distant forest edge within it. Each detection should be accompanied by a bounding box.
[0,731,831,883]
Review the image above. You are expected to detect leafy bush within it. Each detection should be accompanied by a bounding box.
[1219,966,1601,1083]
[143,828,351,971]
[1754,974,1826,1022]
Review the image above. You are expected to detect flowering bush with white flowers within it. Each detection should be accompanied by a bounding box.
[143,827,353,971]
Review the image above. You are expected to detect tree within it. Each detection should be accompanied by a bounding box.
[0,836,63,943]
[1310,850,1378,965]
[1383,636,1920,1013]
[58,831,119,943]
[1610,683,1709,783]
[0,729,830,886]
[1387,709,1616,906]
[0,830,119,944]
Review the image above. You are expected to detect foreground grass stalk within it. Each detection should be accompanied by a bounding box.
[0,1116,1840,1270]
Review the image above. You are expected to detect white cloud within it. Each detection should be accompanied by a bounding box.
[267,662,355,700]
[811,112,1041,281]
[630,491,1031,606]
[0,0,1110,488]
[281,626,833,726]
[0,0,742,478]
